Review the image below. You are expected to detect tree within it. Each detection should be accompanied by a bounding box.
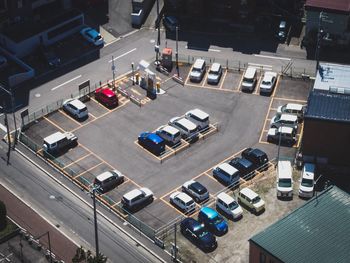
[72,247,107,263]
[0,200,7,231]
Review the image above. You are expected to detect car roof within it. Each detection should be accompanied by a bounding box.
[263,72,277,81]
[123,189,142,200]
[190,181,206,192]
[193,59,205,69]
[186,108,209,120]
[175,192,192,203]
[277,160,292,179]
[251,148,267,158]
[176,118,197,130]
[96,171,115,181]
[100,88,115,97]
[200,207,218,219]
[160,125,179,135]
[244,67,256,78]
[278,126,294,134]
[284,103,304,111]
[280,114,298,121]
[217,163,238,175]
[68,99,86,110]
[236,157,253,167]
[147,133,164,143]
[240,187,258,199]
[86,28,99,37]
[303,163,315,179]
[217,192,235,203]
[210,63,221,72]
[44,132,65,144]
[279,21,286,28]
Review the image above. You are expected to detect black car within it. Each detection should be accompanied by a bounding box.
[229,157,255,179]
[182,180,209,203]
[180,218,217,251]
[241,148,269,170]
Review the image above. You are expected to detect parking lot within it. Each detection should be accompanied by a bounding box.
[21,60,314,234]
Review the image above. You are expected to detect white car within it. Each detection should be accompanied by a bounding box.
[182,180,209,203]
[267,126,296,145]
[299,163,315,198]
[216,192,243,219]
[80,27,104,46]
[276,160,293,198]
[155,125,181,146]
[277,103,305,121]
[121,188,153,210]
[169,116,198,141]
[63,99,88,120]
[170,191,196,213]
[270,113,298,130]
[185,108,209,130]
[259,71,277,95]
[207,63,222,84]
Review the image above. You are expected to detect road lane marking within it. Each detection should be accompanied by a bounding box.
[254,54,291,61]
[109,48,137,63]
[51,75,82,91]
[131,88,141,96]
[208,48,221,52]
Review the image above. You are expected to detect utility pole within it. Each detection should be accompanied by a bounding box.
[155,0,160,66]
[36,231,53,263]
[315,11,324,71]
[92,187,99,258]
[175,26,179,76]
[111,56,116,88]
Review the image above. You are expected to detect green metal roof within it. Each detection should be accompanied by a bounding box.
[250,186,350,263]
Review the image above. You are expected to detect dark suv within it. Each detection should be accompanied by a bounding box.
[241,148,269,171]
[229,157,255,179]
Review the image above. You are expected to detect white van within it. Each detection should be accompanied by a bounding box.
[213,163,240,186]
[241,67,257,92]
[270,113,298,130]
[298,163,315,198]
[207,63,222,84]
[94,170,124,194]
[238,187,265,214]
[216,192,243,219]
[121,188,153,211]
[43,131,78,154]
[185,108,209,130]
[189,59,206,82]
[156,125,181,146]
[169,116,199,141]
[277,103,305,121]
[276,160,293,198]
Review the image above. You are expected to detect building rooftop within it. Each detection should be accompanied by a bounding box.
[250,186,350,263]
[306,0,350,12]
[314,63,350,92]
[305,90,350,123]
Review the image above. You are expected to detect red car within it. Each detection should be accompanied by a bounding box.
[95,88,118,108]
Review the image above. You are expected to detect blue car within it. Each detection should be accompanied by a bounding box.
[198,207,228,236]
[180,218,217,251]
[138,132,165,156]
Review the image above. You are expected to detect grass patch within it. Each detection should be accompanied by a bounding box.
[0,219,19,238]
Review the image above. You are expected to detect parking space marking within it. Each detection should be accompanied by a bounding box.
[237,70,245,92]
[43,116,65,132]
[57,109,84,126]
[254,75,263,95]
[131,88,141,96]
[186,83,235,93]
[219,69,228,89]
[258,97,274,143]
[88,112,97,119]
[297,123,304,148]
[161,76,174,84]
[201,72,209,87]
[272,75,281,98]
[184,65,194,86]
[108,48,137,63]
[141,97,151,105]
[51,75,82,91]
[273,97,307,103]
[62,153,92,169]
[72,161,104,180]
[159,197,189,217]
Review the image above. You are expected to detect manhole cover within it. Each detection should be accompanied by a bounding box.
[49,195,55,200]
[35,93,41,98]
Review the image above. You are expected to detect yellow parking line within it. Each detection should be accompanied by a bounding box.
[63,153,92,169]
[237,70,245,91]
[270,108,278,111]
[273,97,307,103]
[131,88,141,96]
[187,83,235,93]
[258,97,274,143]
[219,69,228,89]
[43,116,65,132]
[159,197,188,217]
[272,75,281,97]
[184,65,193,86]
[72,161,104,179]
[58,109,83,126]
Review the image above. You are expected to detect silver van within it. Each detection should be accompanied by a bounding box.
[169,116,199,141]
[185,108,209,130]
[207,63,222,84]
[213,163,240,186]
[94,170,124,194]
[189,59,206,82]
[156,125,181,146]
[241,67,257,92]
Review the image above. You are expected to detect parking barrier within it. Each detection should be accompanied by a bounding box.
[172,74,184,86]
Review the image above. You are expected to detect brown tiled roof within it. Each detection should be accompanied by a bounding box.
[306,0,350,12]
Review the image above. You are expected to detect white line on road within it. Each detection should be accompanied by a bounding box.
[51,75,82,91]
[208,48,221,52]
[248,63,273,69]
[254,54,291,61]
[0,122,7,132]
[104,29,139,47]
[109,48,137,63]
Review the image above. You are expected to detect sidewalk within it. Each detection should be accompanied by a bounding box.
[0,184,78,262]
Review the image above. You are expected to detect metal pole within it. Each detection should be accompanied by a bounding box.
[47,231,53,263]
[277,126,282,162]
[315,12,323,70]
[92,188,99,257]
[111,56,116,88]
[10,87,17,148]
[174,223,177,262]
[155,0,160,65]
[131,63,135,85]
[176,26,179,76]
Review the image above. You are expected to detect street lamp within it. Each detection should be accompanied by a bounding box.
[91,186,100,258]
[155,0,161,66]
[111,55,116,88]
[36,231,53,263]
[175,26,179,77]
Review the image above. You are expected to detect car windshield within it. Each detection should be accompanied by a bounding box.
[252,196,261,204]
[243,77,253,83]
[209,70,218,75]
[94,35,102,41]
[301,178,314,187]
[262,80,271,85]
[197,228,209,238]
[278,178,292,187]
[228,201,239,210]
[212,215,223,224]
[281,105,287,111]
[192,68,201,73]
[185,200,195,206]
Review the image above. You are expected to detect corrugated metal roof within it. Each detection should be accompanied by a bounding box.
[305,90,350,123]
[306,0,350,12]
[250,186,350,263]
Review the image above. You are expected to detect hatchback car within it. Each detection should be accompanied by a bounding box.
[94,170,124,194]
[95,88,118,108]
[229,157,255,179]
[121,188,153,211]
[155,125,181,146]
[238,187,265,214]
[241,66,257,92]
[198,207,228,236]
[241,148,269,170]
[277,20,287,42]
[180,218,217,251]
[182,180,209,203]
[259,71,277,95]
[138,132,165,156]
[189,59,206,83]
[80,27,104,46]
[276,160,293,199]
[163,16,179,32]
[277,103,305,122]
[299,163,315,198]
[63,99,88,120]
[169,116,198,141]
[216,192,243,220]
[267,126,296,145]
[170,191,196,214]
[207,63,223,85]
[213,163,240,186]
[270,113,298,130]
[185,108,209,130]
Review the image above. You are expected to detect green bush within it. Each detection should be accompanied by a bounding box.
[0,200,7,231]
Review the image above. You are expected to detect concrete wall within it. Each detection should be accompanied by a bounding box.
[302,118,350,166]
[249,242,282,263]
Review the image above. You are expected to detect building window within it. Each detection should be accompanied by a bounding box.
[260,252,266,263]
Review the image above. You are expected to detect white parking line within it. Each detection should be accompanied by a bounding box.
[208,48,221,52]
[254,54,291,61]
[185,46,221,52]
[0,122,7,132]
[109,48,137,63]
[51,75,82,91]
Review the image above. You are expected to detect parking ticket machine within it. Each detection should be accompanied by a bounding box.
[161,48,173,71]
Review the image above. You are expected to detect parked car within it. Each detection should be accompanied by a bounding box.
[277,103,305,122]
[267,126,296,145]
[207,63,223,84]
[241,148,269,170]
[241,66,257,92]
[299,163,315,198]
[189,59,206,82]
[259,71,277,95]
[216,192,243,220]
[276,160,293,199]
[95,88,118,108]
[229,157,255,179]
[170,191,196,213]
[163,16,179,32]
[169,116,198,141]
[94,170,124,194]
[270,114,298,130]
[198,207,228,236]
[62,99,88,120]
[155,125,181,146]
[276,20,287,42]
[0,55,7,69]
[121,188,153,211]
[185,108,209,130]
[40,46,60,67]
[180,218,217,251]
[138,132,165,156]
[238,187,265,214]
[213,163,240,186]
[182,180,209,203]
[80,27,104,46]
